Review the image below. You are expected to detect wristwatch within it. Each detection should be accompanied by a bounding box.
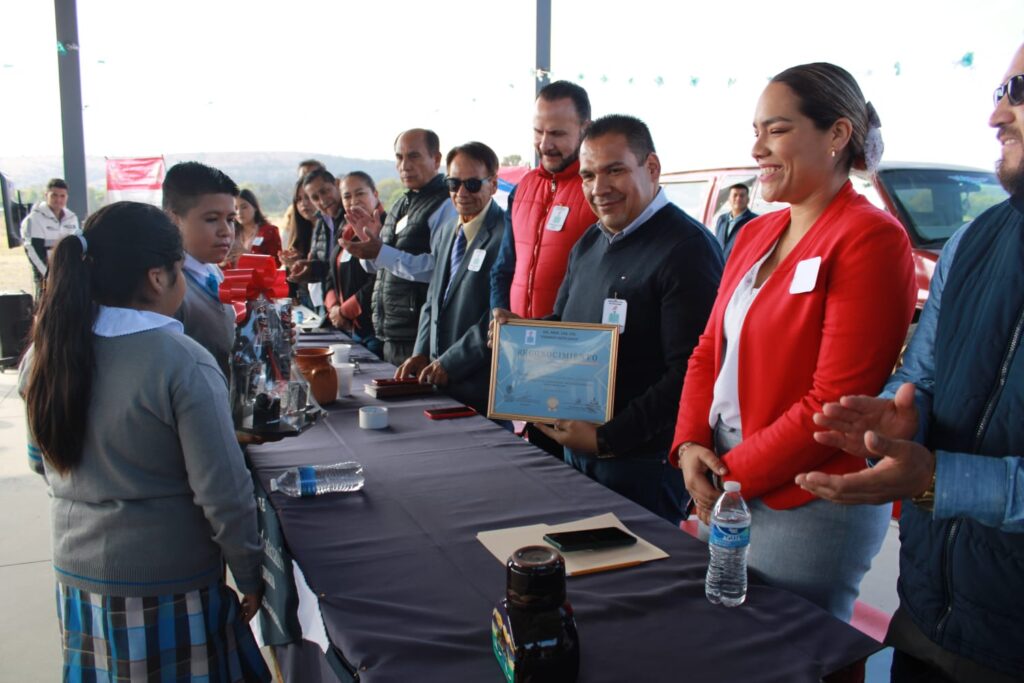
[911,469,937,512]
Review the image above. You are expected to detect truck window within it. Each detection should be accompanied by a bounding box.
[661,180,711,225]
[877,169,1007,246]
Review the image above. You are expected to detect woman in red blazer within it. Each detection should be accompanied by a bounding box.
[230,188,282,267]
[672,63,915,620]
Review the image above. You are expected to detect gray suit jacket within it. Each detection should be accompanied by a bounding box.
[414,200,505,412]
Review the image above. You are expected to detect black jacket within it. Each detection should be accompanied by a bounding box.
[371,174,450,343]
[325,214,383,336]
[553,202,723,456]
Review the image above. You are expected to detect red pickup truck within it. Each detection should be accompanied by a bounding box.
[661,162,1007,318]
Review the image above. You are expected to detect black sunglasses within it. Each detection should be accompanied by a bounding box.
[445,176,491,193]
[993,73,1024,107]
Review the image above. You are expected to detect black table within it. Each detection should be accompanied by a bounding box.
[248,335,879,682]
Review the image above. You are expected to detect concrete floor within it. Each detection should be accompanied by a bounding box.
[0,366,903,680]
[0,366,61,681]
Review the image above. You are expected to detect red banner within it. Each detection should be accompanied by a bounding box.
[106,157,165,191]
[106,157,166,206]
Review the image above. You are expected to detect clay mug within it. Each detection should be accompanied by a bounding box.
[294,347,337,405]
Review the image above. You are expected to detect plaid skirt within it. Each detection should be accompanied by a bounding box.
[56,580,271,682]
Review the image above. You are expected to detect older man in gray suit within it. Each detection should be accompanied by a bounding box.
[396,142,505,415]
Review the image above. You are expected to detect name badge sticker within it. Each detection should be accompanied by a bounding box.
[545,206,570,232]
[790,256,822,294]
[252,236,264,246]
[467,248,487,272]
[602,298,627,333]
[395,215,410,234]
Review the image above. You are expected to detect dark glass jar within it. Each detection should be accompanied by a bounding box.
[491,546,580,683]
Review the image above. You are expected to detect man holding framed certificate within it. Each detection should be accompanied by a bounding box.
[492,115,723,524]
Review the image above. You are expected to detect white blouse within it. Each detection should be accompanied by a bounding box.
[708,244,776,434]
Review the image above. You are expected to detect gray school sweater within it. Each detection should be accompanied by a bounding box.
[31,328,262,597]
[175,273,236,378]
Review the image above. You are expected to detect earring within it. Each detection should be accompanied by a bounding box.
[830,149,836,158]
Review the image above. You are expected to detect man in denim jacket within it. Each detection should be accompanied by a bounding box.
[798,43,1024,683]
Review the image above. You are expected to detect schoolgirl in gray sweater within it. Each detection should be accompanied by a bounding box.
[22,202,269,681]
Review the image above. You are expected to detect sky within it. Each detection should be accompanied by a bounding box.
[1,0,1023,173]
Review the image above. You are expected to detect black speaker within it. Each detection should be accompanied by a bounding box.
[0,292,33,369]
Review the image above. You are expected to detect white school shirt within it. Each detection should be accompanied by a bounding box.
[93,306,184,337]
[182,253,224,291]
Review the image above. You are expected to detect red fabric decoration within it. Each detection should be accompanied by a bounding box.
[218,254,289,322]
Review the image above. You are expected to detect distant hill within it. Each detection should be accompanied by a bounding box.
[0,152,397,188]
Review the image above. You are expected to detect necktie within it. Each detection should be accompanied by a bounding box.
[444,227,467,303]
[205,272,220,298]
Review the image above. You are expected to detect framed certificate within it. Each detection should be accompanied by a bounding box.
[488,320,619,424]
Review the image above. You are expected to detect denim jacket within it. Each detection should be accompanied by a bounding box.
[886,219,1024,532]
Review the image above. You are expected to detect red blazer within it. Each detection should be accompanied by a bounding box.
[671,181,915,509]
[249,224,282,267]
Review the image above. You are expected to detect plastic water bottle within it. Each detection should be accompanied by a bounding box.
[705,481,751,606]
[270,462,364,497]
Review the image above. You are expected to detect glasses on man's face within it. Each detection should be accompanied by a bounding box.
[993,73,1024,108]
[445,177,491,194]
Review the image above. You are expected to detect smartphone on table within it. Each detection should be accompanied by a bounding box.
[543,527,638,552]
[424,405,477,420]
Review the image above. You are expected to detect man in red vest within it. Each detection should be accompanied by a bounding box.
[490,81,596,319]
[491,82,597,456]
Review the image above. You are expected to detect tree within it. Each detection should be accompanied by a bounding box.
[376,178,404,211]
[501,154,523,167]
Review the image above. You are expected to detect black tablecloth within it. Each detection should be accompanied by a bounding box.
[249,339,879,682]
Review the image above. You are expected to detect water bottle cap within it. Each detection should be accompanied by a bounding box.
[723,480,741,493]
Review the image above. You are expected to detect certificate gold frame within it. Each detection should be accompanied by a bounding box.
[487,319,619,424]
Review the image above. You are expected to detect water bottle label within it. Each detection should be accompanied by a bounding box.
[710,523,750,549]
[298,466,317,496]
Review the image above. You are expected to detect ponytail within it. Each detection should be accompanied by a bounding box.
[25,234,95,474]
[25,202,183,474]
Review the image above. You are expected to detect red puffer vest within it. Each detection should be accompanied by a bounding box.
[509,160,596,318]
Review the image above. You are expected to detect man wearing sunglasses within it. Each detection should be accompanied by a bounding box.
[396,142,505,416]
[798,44,1024,682]
[343,129,457,366]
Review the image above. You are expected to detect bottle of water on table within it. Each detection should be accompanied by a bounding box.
[705,480,750,606]
[270,462,364,497]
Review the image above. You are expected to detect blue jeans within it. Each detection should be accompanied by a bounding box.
[351,330,383,359]
[564,447,686,525]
